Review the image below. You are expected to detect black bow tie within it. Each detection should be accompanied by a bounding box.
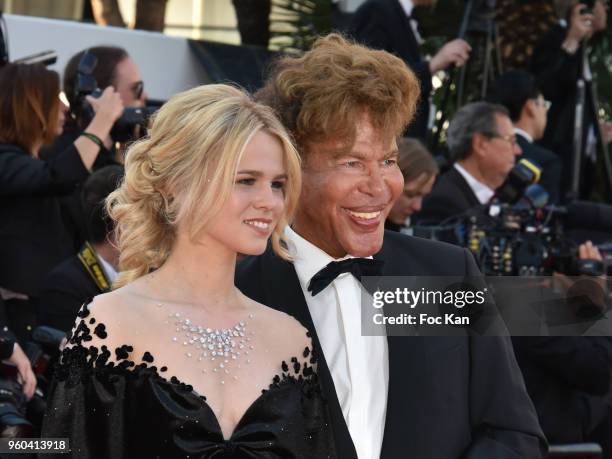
[307,258,385,296]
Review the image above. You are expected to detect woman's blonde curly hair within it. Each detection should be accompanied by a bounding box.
[107,84,301,288]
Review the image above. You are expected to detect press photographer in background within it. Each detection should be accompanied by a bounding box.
[38,165,123,335]
[531,0,612,200]
[385,138,439,233]
[488,70,563,204]
[41,46,148,252]
[0,63,123,343]
[42,46,147,169]
[413,102,522,225]
[511,240,612,458]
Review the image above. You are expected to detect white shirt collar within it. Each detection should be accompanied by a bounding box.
[398,0,414,17]
[514,127,533,143]
[284,226,369,285]
[453,162,495,205]
[98,253,118,284]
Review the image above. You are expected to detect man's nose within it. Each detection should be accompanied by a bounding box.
[410,197,423,213]
[361,167,387,196]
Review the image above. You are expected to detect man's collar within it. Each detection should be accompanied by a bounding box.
[97,251,118,284]
[398,0,414,17]
[284,226,370,283]
[453,162,495,205]
[514,127,533,143]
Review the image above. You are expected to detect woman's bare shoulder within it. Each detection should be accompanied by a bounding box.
[241,295,312,357]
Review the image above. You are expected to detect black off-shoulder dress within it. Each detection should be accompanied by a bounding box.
[41,305,336,459]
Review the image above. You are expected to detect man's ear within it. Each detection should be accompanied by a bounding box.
[472,133,488,158]
[522,99,536,120]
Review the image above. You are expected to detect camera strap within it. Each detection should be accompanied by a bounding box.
[77,242,111,293]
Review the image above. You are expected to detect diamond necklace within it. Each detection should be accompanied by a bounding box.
[163,305,255,384]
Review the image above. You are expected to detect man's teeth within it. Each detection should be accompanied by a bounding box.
[346,210,381,219]
[244,220,270,229]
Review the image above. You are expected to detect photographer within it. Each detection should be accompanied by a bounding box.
[414,102,522,224]
[531,0,611,199]
[42,46,147,169]
[38,165,123,334]
[512,241,612,458]
[488,70,563,204]
[0,63,123,343]
[41,47,146,253]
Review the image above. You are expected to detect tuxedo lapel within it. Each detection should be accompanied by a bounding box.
[449,167,481,207]
[259,248,358,459]
[374,235,421,458]
[389,0,421,62]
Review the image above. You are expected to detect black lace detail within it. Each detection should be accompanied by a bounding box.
[56,304,320,404]
[262,344,319,401]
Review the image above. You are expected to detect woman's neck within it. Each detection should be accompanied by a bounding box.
[143,231,242,313]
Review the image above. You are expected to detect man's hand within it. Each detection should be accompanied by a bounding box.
[429,39,471,74]
[554,241,607,316]
[8,344,36,400]
[85,86,125,148]
[563,3,595,52]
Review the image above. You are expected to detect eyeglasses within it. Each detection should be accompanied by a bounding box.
[534,98,551,110]
[131,81,144,100]
[488,133,518,147]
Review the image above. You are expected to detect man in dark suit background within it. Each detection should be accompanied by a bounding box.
[237,34,545,459]
[38,165,122,334]
[488,70,563,204]
[414,102,522,224]
[531,0,612,199]
[350,0,471,139]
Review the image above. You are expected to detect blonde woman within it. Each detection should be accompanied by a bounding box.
[41,84,336,458]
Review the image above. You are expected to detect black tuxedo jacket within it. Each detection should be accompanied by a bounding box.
[236,231,546,458]
[414,167,481,225]
[350,0,432,139]
[516,135,562,204]
[38,254,103,334]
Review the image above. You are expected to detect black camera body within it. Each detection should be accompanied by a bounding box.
[461,204,606,276]
[74,50,154,142]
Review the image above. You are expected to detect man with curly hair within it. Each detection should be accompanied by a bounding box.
[237,34,546,459]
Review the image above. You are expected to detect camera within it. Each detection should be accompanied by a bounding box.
[0,326,65,438]
[580,0,596,15]
[74,50,154,142]
[460,202,607,276]
[414,160,610,277]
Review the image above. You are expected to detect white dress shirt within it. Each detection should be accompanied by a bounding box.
[514,127,533,144]
[284,227,389,459]
[398,0,424,44]
[454,162,495,205]
[98,254,118,284]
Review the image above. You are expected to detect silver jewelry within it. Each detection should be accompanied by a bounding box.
[168,311,255,379]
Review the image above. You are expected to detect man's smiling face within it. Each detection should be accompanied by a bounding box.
[293,113,404,258]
